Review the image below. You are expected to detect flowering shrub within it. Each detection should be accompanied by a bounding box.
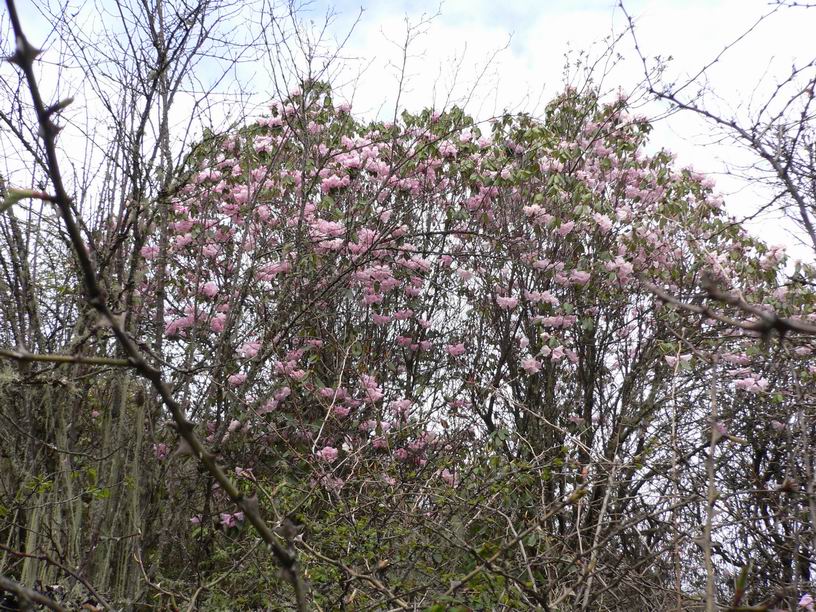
[121,82,816,607]
[5,77,815,609]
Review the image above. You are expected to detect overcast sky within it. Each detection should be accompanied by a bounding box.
[299,0,816,260]
[303,0,812,114]
[7,0,816,259]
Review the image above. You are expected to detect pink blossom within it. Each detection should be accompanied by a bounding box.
[190,515,202,525]
[496,295,518,310]
[439,468,458,487]
[363,385,383,403]
[316,446,339,463]
[312,218,345,240]
[734,376,769,393]
[363,292,383,305]
[360,374,384,403]
[359,419,381,433]
[238,341,261,359]
[721,353,751,366]
[569,270,591,286]
[521,358,541,374]
[219,202,240,217]
[593,213,613,233]
[172,219,194,233]
[173,234,193,249]
[165,315,195,336]
[258,400,277,414]
[800,594,815,611]
[664,354,691,368]
[257,261,291,280]
[761,244,787,270]
[200,281,219,298]
[210,313,227,333]
[556,221,575,236]
[319,475,345,492]
[537,316,563,328]
[525,290,559,306]
[390,399,413,416]
[228,371,247,387]
[256,204,271,221]
[140,245,160,260]
[438,140,457,157]
[321,174,350,193]
[196,168,221,183]
[447,343,466,357]
[220,512,244,529]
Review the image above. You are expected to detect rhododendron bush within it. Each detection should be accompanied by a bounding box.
[3,25,816,606]
[129,83,816,607]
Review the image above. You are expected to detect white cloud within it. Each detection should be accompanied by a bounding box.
[310,0,816,259]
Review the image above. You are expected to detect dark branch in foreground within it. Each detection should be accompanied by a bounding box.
[643,275,816,336]
[0,574,68,612]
